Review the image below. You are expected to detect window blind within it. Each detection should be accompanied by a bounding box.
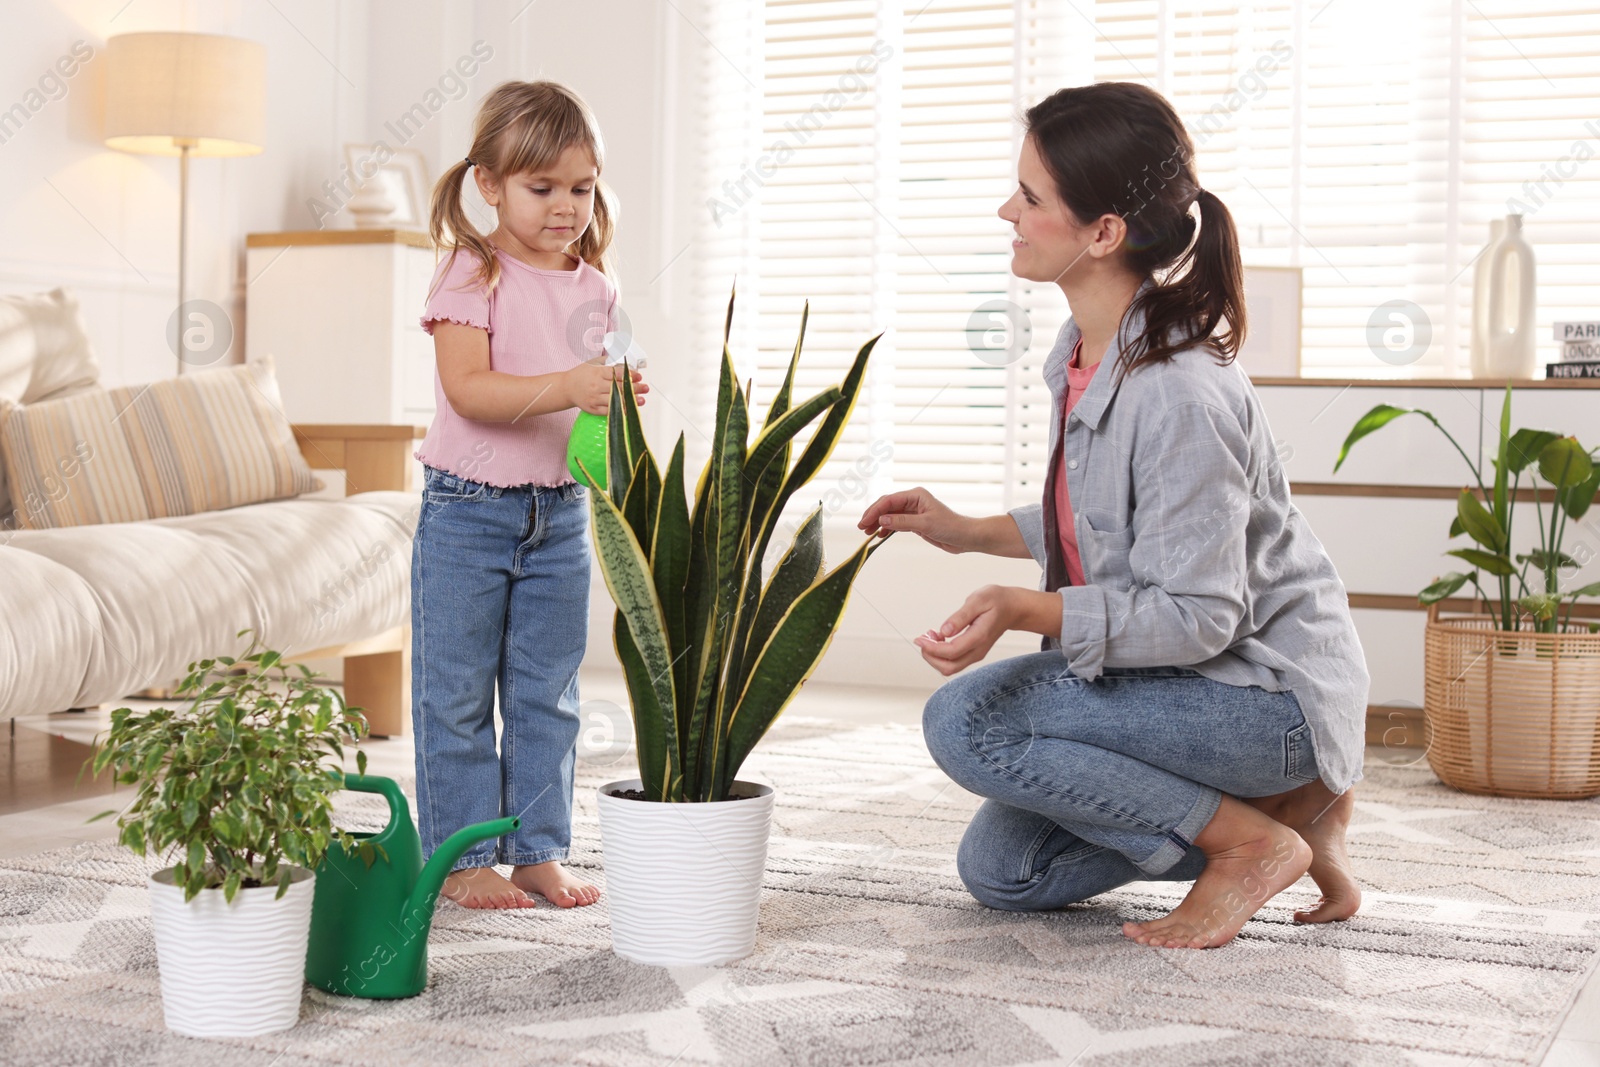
[694,0,1600,516]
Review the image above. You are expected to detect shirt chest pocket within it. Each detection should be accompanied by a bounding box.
[1076,518,1136,587]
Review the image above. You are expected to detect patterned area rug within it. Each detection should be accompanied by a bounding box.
[1,715,1597,1066]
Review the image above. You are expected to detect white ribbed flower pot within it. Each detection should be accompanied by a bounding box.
[597,779,775,967]
[147,866,314,1037]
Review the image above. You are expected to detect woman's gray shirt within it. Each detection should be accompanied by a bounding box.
[1008,293,1370,793]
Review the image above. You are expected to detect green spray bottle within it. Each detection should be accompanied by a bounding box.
[565,330,647,491]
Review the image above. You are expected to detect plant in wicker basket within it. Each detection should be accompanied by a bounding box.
[1336,385,1600,799]
[1336,384,1600,631]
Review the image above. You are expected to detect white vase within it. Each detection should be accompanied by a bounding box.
[1484,213,1537,379]
[346,181,397,229]
[147,865,314,1037]
[1469,218,1505,378]
[596,779,775,967]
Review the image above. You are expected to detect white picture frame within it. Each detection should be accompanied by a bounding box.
[1237,265,1303,378]
[342,144,430,228]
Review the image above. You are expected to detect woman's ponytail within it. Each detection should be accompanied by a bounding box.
[1024,83,1247,378]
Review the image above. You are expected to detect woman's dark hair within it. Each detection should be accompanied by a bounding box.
[1024,82,1245,378]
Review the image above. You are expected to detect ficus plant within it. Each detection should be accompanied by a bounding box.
[88,631,370,902]
[1336,385,1600,634]
[577,291,890,802]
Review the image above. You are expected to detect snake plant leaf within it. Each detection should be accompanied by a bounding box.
[606,378,632,508]
[618,357,652,483]
[581,457,679,798]
[1538,436,1593,489]
[737,505,826,697]
[1561,465,1600,522]
[741,386,842,529]
[614,612,679,800]
[749,335,881,572]
[1506,428,1562,474]
[747,303,809,540]
[695,346,749,798]
[1333,405,1417,473]
[720,532,890,796]
[1456,489,1506,553]
[653,435,693,734]
[1419,571,1470,605]
[622,449,653,557]
[1446,547,1517,577]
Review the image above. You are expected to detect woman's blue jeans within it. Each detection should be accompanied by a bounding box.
[922,653,1320,911]
[410,465,590,870]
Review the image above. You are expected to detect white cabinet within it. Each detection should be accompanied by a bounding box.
[245,229,439,490]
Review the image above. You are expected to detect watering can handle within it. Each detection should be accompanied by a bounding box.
[341,773,410,831]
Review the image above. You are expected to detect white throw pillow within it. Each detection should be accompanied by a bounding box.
[0,288,102,526]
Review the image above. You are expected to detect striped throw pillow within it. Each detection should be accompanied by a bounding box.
[0,356,322,530]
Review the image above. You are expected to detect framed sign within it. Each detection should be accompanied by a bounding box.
[1237,265,1303,377]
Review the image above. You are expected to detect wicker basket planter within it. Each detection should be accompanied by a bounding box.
[1423,604,1600,799]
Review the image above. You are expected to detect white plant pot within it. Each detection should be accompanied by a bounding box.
[147,865,315,1037]
[597,779,775,967]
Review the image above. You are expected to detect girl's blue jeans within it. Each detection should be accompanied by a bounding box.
[410,465,590,870]
[921,653,1321,911]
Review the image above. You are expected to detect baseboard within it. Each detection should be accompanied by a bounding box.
[1367,703,1427,750]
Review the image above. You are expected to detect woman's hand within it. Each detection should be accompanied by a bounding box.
[858,487,973,553]
[565,362,648,416]
[916,585,1019,675]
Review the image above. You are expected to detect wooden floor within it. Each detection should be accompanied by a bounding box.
[0,713,122,816]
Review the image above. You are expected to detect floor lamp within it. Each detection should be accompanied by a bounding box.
[104,32,266,375]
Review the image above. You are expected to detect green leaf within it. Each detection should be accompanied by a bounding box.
[720,533,890,797]
[736,505,827,697]
[1564,581,1600,600]
[1456,490,1506,553]
[652,436,693,759]
[1538,436,1593,490]
[1515,549,1577,571]
[1447,514,1465,539]
[1419,571,1470,605]
[1506,428,1562,474]
[1334,404,1416,473]
[1446,547,1517,577]
[1561,465,1600,521]
[582,456,680,799]
[1518,593,1561,621]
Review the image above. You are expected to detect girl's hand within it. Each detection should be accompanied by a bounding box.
[915,585,1018,675]
[858,487,971,553]
[565,362,648,416]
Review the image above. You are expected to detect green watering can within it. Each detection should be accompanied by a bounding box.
[305,773,518,999]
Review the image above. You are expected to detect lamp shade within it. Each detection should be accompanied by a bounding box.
[104,32,265,157]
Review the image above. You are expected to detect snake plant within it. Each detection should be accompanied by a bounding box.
[578,293,890,802]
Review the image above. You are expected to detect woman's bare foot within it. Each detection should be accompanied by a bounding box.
[440,866,536,909]
[511,861,600,908]
[1121,795,1311,949]
[1246,780,1362,924]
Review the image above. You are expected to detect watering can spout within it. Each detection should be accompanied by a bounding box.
[406,815,520,920]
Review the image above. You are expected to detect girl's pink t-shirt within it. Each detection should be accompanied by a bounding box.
[416,247,617,487]
[1050,338,1100,587]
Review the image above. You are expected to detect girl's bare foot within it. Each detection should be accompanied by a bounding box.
[1246,780,1362,924]
[440,866,536,909]
[511,860,600,908]
[1121,795,1311,949]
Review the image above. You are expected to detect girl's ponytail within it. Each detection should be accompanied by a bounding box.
[428,157,503,298]
[427,80,617,300]
[1024,83,1247,377]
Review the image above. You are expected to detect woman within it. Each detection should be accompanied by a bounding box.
[858,82,1369,950]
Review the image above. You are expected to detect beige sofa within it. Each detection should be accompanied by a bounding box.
[0,290,420,735]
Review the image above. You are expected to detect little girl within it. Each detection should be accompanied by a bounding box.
[412,80,646,910]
